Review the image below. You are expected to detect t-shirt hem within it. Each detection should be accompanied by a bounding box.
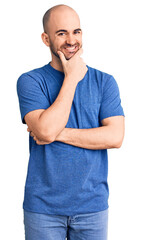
[23,204,109,216]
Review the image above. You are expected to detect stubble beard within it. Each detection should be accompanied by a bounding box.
[49,41,82,61]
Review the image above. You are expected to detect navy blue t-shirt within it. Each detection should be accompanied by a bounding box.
[17,62,124,215]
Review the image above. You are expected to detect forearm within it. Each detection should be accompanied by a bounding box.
[55,126,122,150]
[38,77,77,141]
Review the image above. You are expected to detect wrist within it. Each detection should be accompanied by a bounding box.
[55,128,68,142]
[64,75,78,87]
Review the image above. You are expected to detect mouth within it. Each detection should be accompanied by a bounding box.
[64,45,79,53]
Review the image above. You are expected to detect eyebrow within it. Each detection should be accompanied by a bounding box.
[55,28,82,34]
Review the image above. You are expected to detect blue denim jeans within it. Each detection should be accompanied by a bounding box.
[23,208,108,240]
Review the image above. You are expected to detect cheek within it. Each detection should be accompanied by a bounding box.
[54,39,65,49]
[77,34,82,41]
[77,36,82,43]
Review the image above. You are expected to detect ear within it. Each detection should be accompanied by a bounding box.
[41,32,50,47]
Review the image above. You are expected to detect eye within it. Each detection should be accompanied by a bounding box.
[74,31,81,34]
[58,33,65,36]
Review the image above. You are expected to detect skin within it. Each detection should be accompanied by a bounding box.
[28,6,84,145]
[27,6,125,148]
[27,115,125,149]
[41,6,83,72]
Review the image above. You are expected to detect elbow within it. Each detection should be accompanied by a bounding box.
[112,135,124,149]
[115,140,123,148]
[108,120,125,149]
[109,140,122,149]
[41,125,64,143]
[40,127,56,143]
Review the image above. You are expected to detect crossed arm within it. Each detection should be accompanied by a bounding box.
[28,115,125,150]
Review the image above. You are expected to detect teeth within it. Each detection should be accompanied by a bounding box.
[66,46,76,50]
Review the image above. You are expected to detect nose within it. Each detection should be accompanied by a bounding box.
[66,33,76,45]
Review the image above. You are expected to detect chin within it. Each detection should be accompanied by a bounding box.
[65,57,71,60]
[65,53,75,60]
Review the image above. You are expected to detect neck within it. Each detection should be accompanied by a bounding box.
[50,58,64,72]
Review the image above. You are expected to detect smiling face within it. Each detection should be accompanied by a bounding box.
[49,26,82,60]
[41,6,82,70]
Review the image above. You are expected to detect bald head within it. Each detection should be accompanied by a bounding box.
[42,4,80,34]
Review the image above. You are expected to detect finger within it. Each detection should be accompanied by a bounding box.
[30,132,34,137]
[57,51,67,64]
[31,132,37,138]
[34,135,41,142]
[36,140,48,145]
[33,135,39,141]
[27,127,32,134]
[36,140,43,145]
[74,47,83,57]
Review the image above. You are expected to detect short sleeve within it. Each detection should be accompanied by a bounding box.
[16,73,50,124]
[99,75,125,122]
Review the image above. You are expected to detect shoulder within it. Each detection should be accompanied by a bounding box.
[18,65,46,80]
[86,65,114,88]
[17,65,48,88]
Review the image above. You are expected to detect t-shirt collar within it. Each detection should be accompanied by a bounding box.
[45,62,65,79]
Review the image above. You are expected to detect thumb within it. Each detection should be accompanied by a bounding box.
[57,51,66,64]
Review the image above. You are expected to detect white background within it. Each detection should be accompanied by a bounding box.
[0,0,141,239]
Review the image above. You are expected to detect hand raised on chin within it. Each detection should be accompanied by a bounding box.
[57,47,88,84]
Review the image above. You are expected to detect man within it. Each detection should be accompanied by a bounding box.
[17,4,125,240]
